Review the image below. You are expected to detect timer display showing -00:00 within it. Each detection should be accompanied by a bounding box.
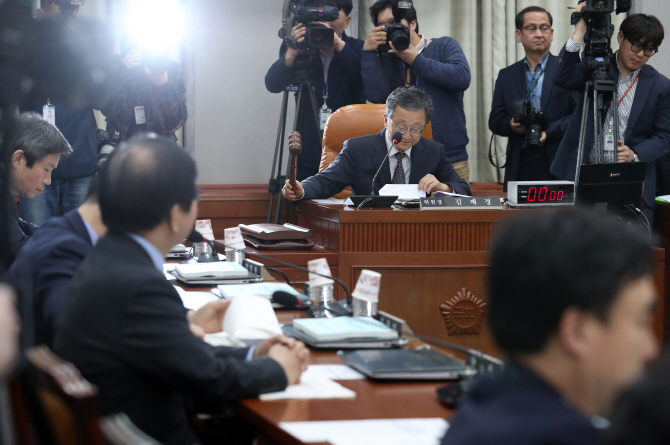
[525,186,564,202]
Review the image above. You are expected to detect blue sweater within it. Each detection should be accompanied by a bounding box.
[265,33,365,173]
[361,37,471,162]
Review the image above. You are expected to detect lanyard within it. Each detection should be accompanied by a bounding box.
[526,63,547,98]
[618,73,640,106]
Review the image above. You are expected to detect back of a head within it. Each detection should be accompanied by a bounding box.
[99,134,196,234]
[2,112,71,168]
[488,208,654,355]
[385,86,433,123]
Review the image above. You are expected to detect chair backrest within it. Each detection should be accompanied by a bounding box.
[27,345,104,445]
[101,413,160,445]
[318,104,433,199]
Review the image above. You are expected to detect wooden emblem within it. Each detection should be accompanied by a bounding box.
[440,288,487,336]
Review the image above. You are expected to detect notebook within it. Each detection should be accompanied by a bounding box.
[292,317,399,342]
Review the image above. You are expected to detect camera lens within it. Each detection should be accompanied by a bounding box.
[307,26,334,48]
[391,32,410,51]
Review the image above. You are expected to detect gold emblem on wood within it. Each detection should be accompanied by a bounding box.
[440,288,487,336]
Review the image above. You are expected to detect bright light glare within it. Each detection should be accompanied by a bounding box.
[126,0,183,54]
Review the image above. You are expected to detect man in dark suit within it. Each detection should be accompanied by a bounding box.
[281,86,470,200]
[550,7,670,209]
[489,6,578,190]
[55,135,309,444]
[4,177,105,348]
[443,209,659,445]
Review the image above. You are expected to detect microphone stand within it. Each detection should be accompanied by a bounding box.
[356,131,403,210]
[209,240,353,316]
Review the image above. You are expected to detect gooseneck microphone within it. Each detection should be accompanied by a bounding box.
[272,290,310,309]
[187,230,220,263]
[370,131,403,196]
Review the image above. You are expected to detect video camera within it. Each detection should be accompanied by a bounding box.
[511,99,549,158]
[572,0,631,59]
[280,1,339,50]
[378,0,414,52]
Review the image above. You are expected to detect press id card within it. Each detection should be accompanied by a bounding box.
[320,107,332,130]
[604,130,615,163]
[43,104,55,126]
[134,105,146,124]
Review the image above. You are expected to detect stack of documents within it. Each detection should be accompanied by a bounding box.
[170,262,261,284]
[283,317,405,349]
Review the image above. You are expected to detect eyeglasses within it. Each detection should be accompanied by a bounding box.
[522,24,552,34]
[629,40,658,57]
[391,120,424,136]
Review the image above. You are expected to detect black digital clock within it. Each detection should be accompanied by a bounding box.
[507,181,575,207]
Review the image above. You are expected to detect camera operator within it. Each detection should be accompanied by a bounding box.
[489,6,578,191]
[361,0,471,182]
[20,0,109,226]
[101,37,187,143]
[551,2,670,210]
[265,0,365,180]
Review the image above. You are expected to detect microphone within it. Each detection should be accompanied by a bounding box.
[210,240,353,316]
[186,230,220,263]
[187,229,204,243]
[370,131,403,196]
[272,290,310,309]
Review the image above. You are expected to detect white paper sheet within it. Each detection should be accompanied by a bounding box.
[260,367,356,401]
[173,286,220,310]
[164,264,177,280]
[311,199,347,204]
[379,184,427,200]
[279,418,448,443]
[300,364,365,381]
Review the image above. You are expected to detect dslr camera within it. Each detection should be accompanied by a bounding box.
[281,1,339,49]
[378,0,414,52]
[511,99,549,158]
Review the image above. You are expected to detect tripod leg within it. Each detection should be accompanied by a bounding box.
[267,90,291,223]
[575,84,592,187]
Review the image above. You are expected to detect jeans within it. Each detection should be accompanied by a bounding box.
[19,176,92,225]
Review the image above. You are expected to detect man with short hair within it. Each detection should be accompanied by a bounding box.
[55,135,309,444]
[489,6,578,190]
[362,0,471,181]
[282,86,470,201]
[266,0,365,180]
[442,208,658,445]
[5,176,105,347]
[1,112,71,256]
[551,6,670,210]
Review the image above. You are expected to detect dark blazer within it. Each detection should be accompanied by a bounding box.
[301,129,472,199]
[4,210,92,347]
[489,53,579,189]
[1,172,37,259]
[550,45,670,208]
[442,362,597,445]
[54,233,287,445]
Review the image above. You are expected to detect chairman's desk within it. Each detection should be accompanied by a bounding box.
[248,200,666,356]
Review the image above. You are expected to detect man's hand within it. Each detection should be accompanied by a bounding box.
[419,174,452,194]
[540,132,547,144]
[572,2,587,43]
[363,25,387,51]
[314,21,345,52]
[389,41,419,65]
[285,23,306,66]
[186,299,232,334]
[123,49,142,70]
[267,340,310,385]
[145,66,168,86]
[282,179,304,201]
[254,334,295,358]
[617,140,635,162]
[510,118,526,134]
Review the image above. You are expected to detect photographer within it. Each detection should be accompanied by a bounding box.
[551,3,670,210]
[489,6,578,190]
[361,0,471,181]
[265,0,365,180]
[102,38,187,142]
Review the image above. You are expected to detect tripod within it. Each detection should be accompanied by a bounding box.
[267,60,322,224]
[574,57,619,187]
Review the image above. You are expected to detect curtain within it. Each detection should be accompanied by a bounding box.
[359,0,624,183]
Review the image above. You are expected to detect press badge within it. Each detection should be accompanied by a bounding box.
[319,105,332,130]
[134,105,146,124]
[604,130,615,163]
[43,102,55,126]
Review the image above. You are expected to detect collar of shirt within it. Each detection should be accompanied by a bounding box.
[127,232,164,272]
[614,51,642,82]
[415,35,428,53]
[384,128,413,159]
[81,217,100,246]
[523,52,550,73]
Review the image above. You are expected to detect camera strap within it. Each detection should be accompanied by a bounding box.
[403,38,428,88]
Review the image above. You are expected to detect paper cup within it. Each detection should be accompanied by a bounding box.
[224,227,246,250]
[351,270,381,302]
[307,258,334,286]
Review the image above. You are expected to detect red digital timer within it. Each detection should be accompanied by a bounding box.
[507,181,575,207]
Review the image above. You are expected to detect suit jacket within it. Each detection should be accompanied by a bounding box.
[54,233,287,445]
[1,172,37,260]
[442,361,597,445]
[550,45,670,208]
[301,130,471,199]
[4,210,92,347]
[489,53,579,189]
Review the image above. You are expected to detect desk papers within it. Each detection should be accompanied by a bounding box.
[301,364,364,381]
[217,282,299,300]
[279,418,448,444]
[174,286,219,310]
[292,317,399,342]
[379,184,427,200]
[260,365,356,401]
